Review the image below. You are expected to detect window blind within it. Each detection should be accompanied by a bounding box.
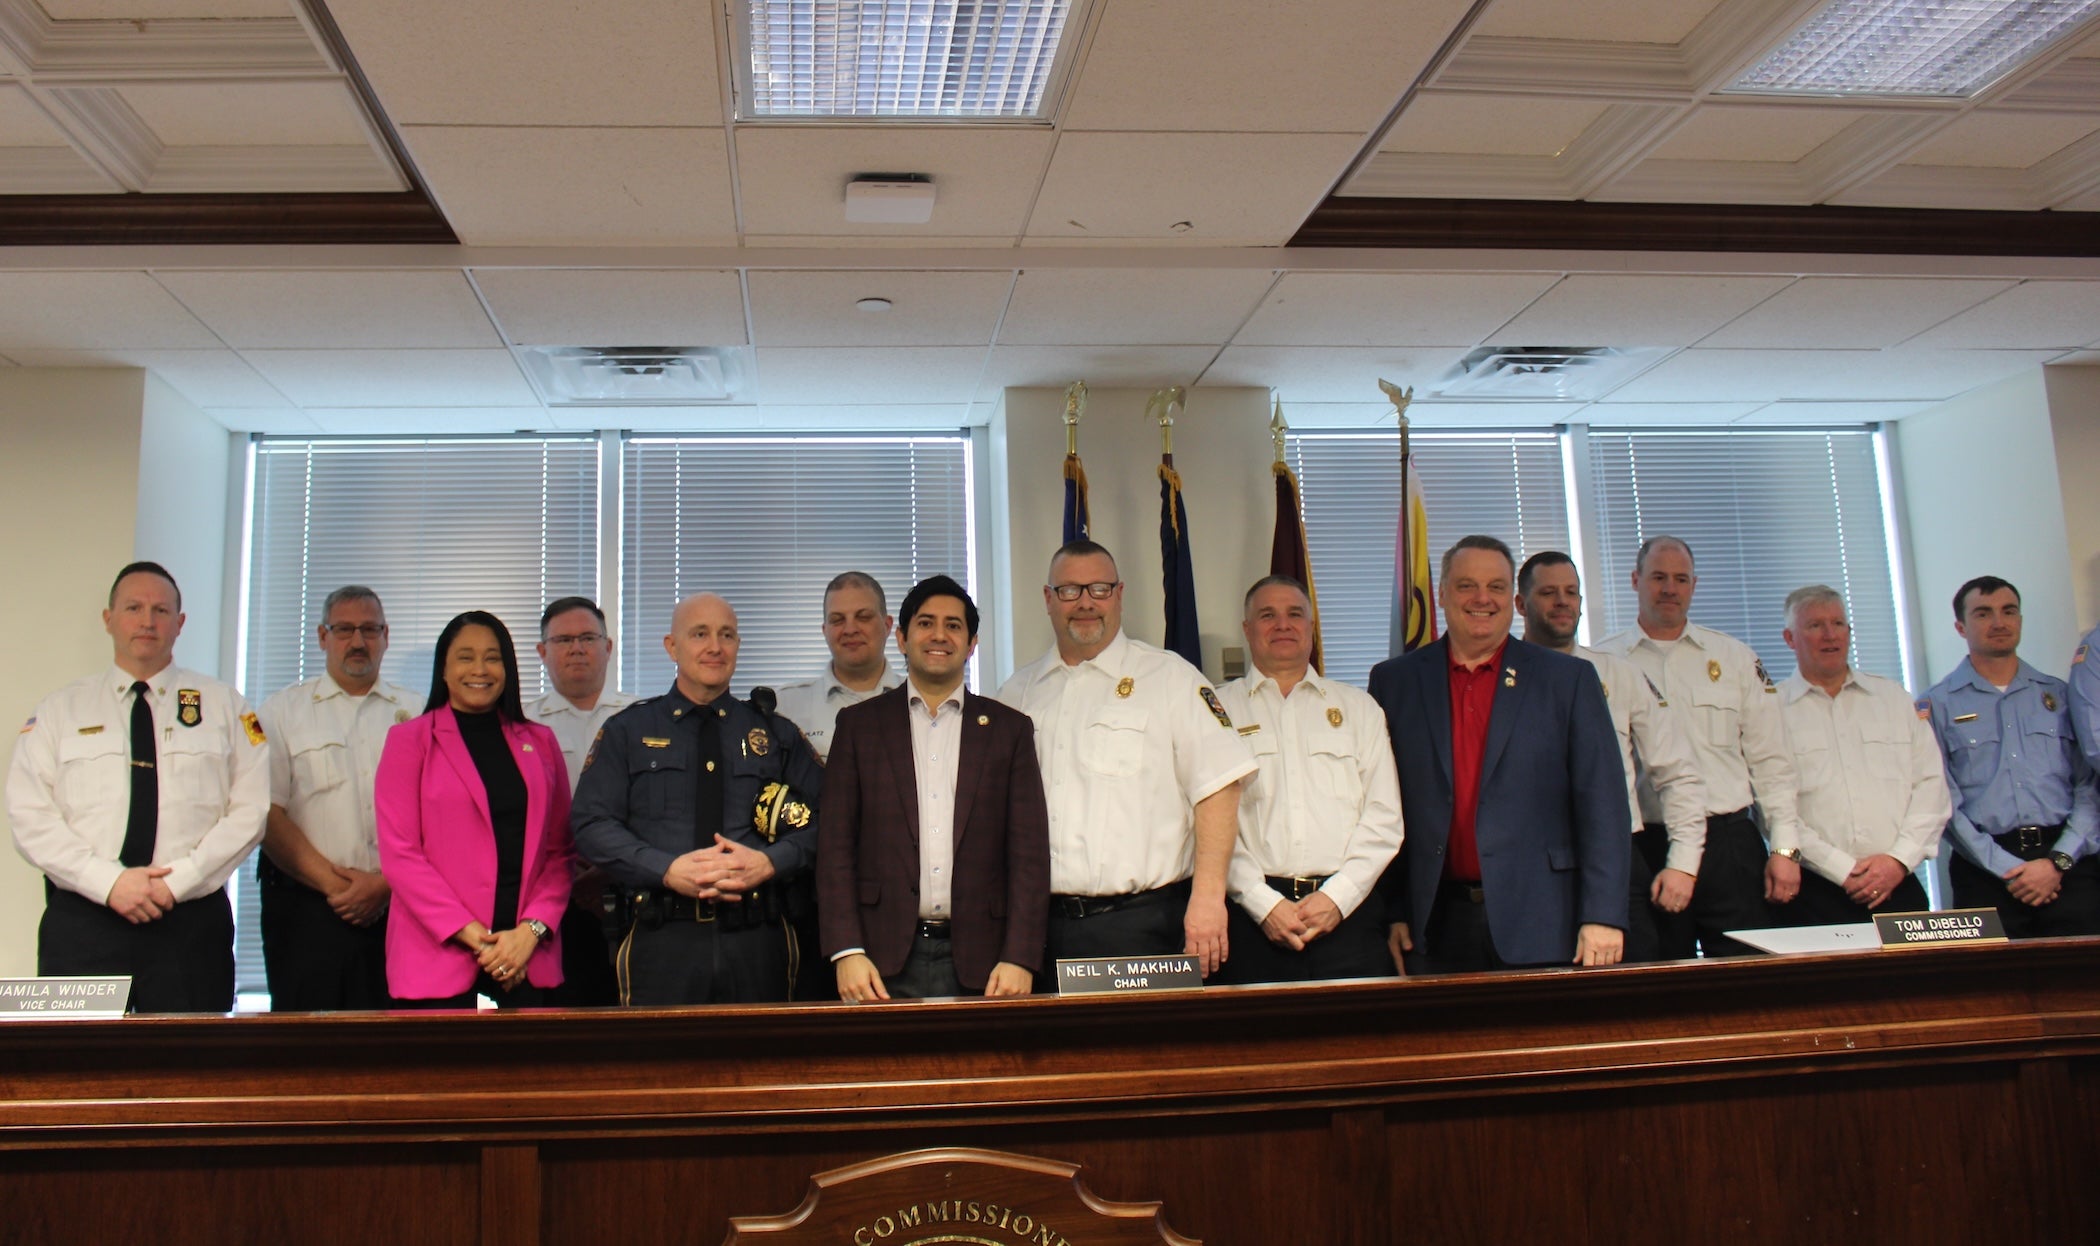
[1585,428,1900,685]
[619,436,974,698]
[237,435,600,999]
[1286,431,1571,687]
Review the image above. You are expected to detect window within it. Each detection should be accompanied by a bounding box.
[619,435,975,697]
[237,435,601,1001]
[1286,431,1571,686]
[1584,427,1902,684]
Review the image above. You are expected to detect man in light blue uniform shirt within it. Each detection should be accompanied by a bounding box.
[1924,575,2100,937]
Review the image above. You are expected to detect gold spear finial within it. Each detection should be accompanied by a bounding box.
[1062,380,1087,456]
[1377,378,1414,422]
[1148,386,1186,454]
[1270,395,1288,464]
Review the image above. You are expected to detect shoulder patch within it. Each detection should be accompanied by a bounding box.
[581,727,605,774]
[1915,698,1931,721]
[1754,659,1773,688]
[2076,644,2089,666]
[240,712,266,746]
[1200,686,1233,729]
[18,715,33,734]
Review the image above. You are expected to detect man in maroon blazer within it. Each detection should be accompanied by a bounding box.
[817,575,1051,999]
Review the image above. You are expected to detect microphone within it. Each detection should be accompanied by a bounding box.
[749,686,777,717]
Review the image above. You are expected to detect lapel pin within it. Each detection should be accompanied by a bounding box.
[977,714,990,726]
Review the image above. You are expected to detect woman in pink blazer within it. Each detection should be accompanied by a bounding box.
[376,610,574,1007]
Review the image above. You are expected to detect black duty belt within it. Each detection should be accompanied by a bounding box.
[1050,878,1191,920]
[1994,825,2063,855]
[1264,874,1330,902]
[635,885,780,930]
[916,920,952,939]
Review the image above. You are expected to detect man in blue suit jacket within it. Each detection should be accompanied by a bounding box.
[1369,535,1630,973]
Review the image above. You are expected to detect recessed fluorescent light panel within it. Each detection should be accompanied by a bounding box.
[1726,0,2100,98]
[735,0,1083,120]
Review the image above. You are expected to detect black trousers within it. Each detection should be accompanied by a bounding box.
[1044,881,1192,969]
[1413,882,1514,974]
[258,857,393,1011]
[394,971,548,1010]
[1623,831,1665,963]
[1218,896,1397,984]
[887,931,966,999]
[1788,867,1929,927]
[545,899,617,1008]
[1951,849,2100,939]
[1646,810,1777,959]
[617,916,796,1006]
[39,882,234,1014]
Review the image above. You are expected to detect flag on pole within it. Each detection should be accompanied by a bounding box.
[1268,401,1324,674]
[1062,451,1090,543]
[1381,380,1436,656]
[1159,456,1202,667]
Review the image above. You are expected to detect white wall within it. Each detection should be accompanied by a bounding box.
[999,387,1275,683]
[2046,364,2100,635]
[136,374,235,677]
[0,369,153,976]
[1896,368,2079,683]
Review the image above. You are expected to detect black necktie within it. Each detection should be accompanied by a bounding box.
[121,680,158,868]
[694,701,724,852]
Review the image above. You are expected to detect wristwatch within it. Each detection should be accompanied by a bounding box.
[2050,852,2075,874]
[521,918,552,941]
[1772,847,1802,862]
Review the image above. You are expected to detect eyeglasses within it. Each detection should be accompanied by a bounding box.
[546,632,607,649]
[1048,582,1119,602]
[325,624,387,640]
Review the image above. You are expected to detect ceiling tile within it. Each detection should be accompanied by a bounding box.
[547,403,980,432]
[1647,105,1862,164]
[1472,0,1716,43]
[399,126,738,245]
[116,81,372,147]
[1901,113,2100,169]
[206,408,323,434]
[1200,345,1467,402]
[1738,400,1937,424]
[4,347,289,407]
[1907,281,2100,349]
[471,269,747,346]
[747,270,1012,347]
[1063,0,1466,133]
[752,346,988,404]
[242,349,537,407]
[1579,402,1767,426]
[1490,275,1795,347]
[1028,132,1362,243]
[979,345,1215,399]
[0,84,68,146]
[302,407,556,434]
[999,268,1278,346]
[0,272,218,350]
[1380,94,1610,158]
[735,127,1056,238]
[1697,278,2016,349]
[327,1,720,127]
[1605,347,2056,403]
[155,270,499,349]
[1236,272,1562,347]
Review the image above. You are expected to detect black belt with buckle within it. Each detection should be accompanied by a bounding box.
[1050,878,1192,920]
[644,885,778,930]
[916,919,952,939]
[1265,873,1330,902]
[1438,878,1486,905]
[1994,825,2063,855]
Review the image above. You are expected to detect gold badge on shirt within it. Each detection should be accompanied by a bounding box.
[1706,660,1722,683]
[2044,692,2059,712]
[176,689,202,728]
[1115,676,1134,698]
[746,727,771,757]
[1327,706,1343,727]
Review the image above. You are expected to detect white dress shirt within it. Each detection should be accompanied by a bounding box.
[9,665,269,905]
[526,687,638,791]
[1597,622,1804,854]
[996,629,1256,896]
[1779,670,1950,886]
[907,685,965,920]
[258,673,419,872]
[1214,669,1403,923]
[774,665,903,762]
[1575,644,1709,875]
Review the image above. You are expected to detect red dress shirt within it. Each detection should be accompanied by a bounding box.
[1446,639,1508,883]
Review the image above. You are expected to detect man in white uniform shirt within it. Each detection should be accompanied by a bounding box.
[1775,585,1948,924]
[8,562,268,1013]
[254,585,417,1010]
[1597,536,1805,957]
[524,595,633,1006]
[1516,551,1707,962]
[774,572,901,762]
[1214,576,1401,984]
[995,540,1255,977]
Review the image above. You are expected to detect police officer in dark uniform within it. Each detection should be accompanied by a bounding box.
[572,592,824,1005]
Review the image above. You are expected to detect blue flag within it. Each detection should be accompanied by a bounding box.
[1062,452,1090,543]
[1159,457,1201,668]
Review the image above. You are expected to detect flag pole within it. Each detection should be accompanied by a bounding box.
[1380,378,1418,655]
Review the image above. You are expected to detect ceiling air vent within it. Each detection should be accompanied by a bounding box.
[519,346,750,406]
[1432,346,1667,401]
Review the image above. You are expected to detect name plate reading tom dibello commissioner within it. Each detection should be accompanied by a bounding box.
[722,1147,1199,1245]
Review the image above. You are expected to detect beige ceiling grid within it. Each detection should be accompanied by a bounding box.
[1355,0,2100,210]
